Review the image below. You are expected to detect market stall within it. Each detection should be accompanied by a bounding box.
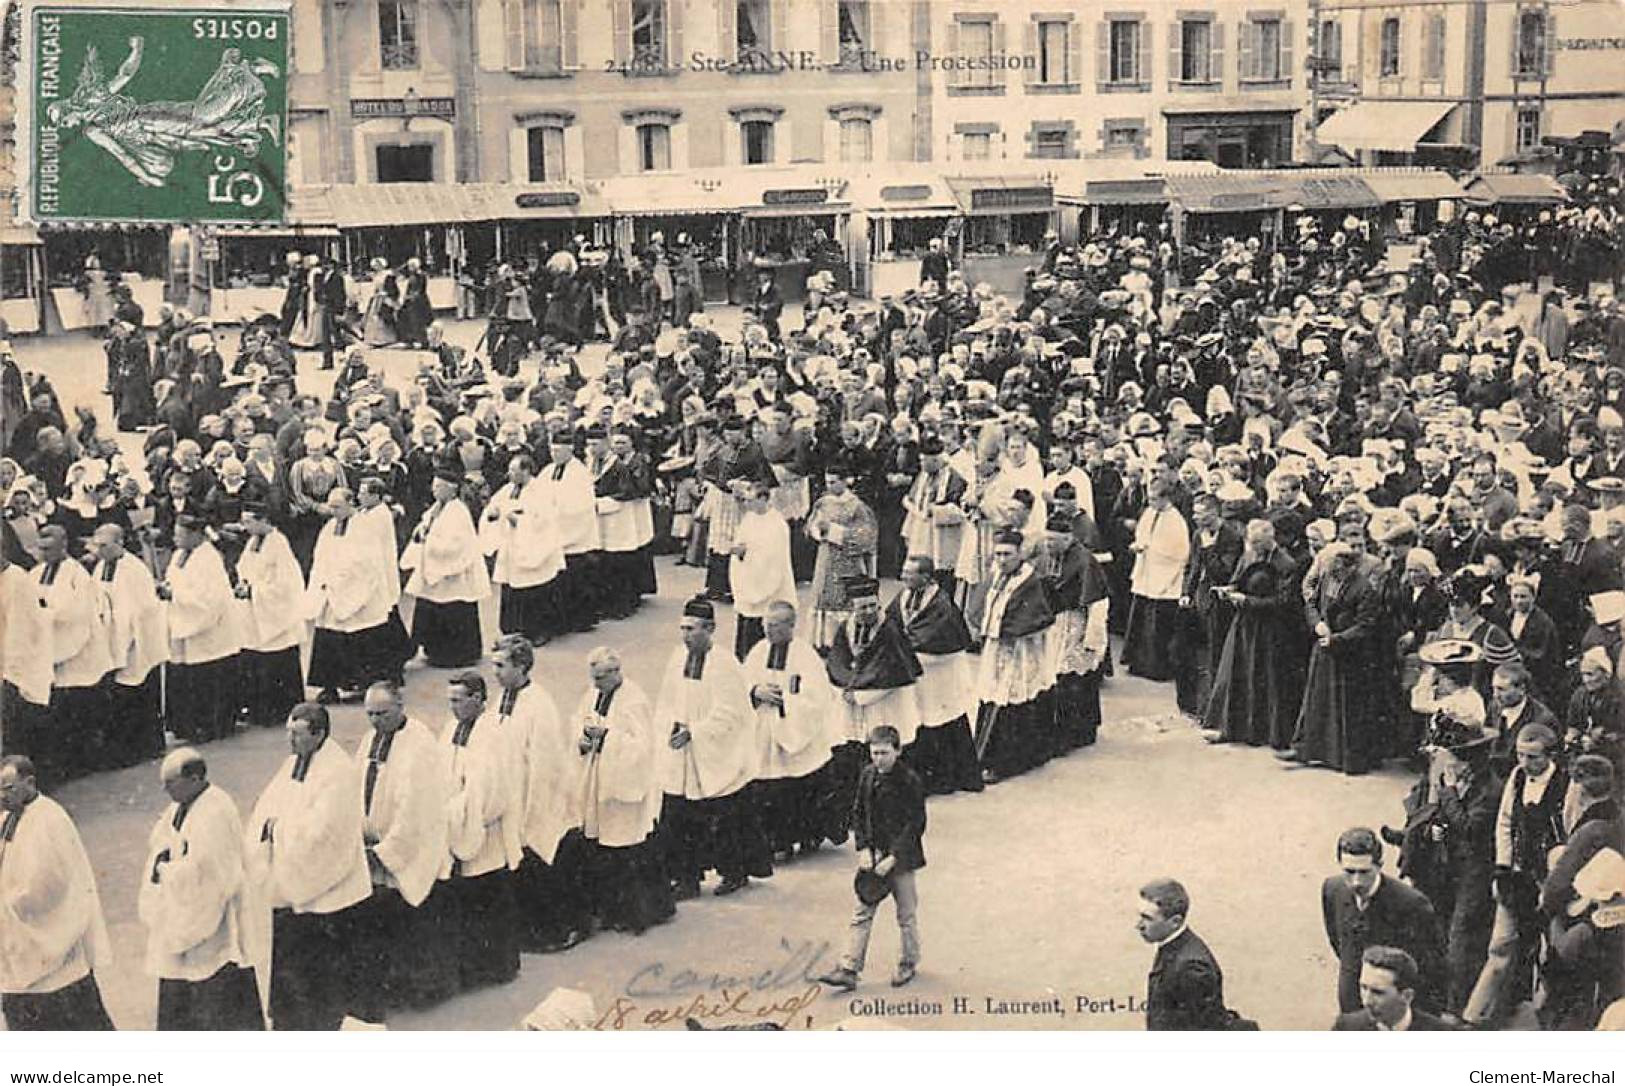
[0,225,44,335]
[945,177,1057,295]
[496,181,613,270]
[1463,172,1569,221]
[737,168,852,305]
[1050,159,1219,242]
[846,168,957,299]
[598,173,741,304]
[1358,169,1469,240]
[41,225,170,332]
[1163,169,1381,249]
[201,187,340,325]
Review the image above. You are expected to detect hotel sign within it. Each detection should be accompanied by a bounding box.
[351,96,456,119]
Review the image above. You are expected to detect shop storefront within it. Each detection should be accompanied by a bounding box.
[599,173,741,305]
[1165,108,1298,169]
[739,181,851,305]
[1,225,44,335]
[496,183,613,271]
[1164,170,1381,248]
[946,177,1057,295]
[847,170,958,299]
[40,225,170,332]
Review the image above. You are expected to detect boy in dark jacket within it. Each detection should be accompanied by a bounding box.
[817,725,927,990]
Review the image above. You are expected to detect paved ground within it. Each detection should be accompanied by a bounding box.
[7,316,1416,1032]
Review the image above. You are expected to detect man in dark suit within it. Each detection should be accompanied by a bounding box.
[1322,827,1445,1015]
[1332,946,1456,1030]
[316,257,348,371]
[1137,878,1239,1030]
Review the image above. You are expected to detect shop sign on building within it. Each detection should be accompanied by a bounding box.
[761,188,830,206]
[19,0,292,224]
[351,97,457,120]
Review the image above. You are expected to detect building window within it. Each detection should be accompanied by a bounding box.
[1108,19,1143,84]
[1246,17,1283,81]
[1038,20,1072,84]
[1516,105,1541,152]
[741,119,774,164]
[1379,16,1400,77]
[1318,18,1341,78]
[526,125,565,181]
[1179,18,1212,83]
[1104,121,1144,152]
[737,0,770,58]
[839,117,873,162]
[376,143,433,182]
[506,0,563,71]
[632,0,667,68]
[838,0,869,67]
[961,131,992,159]
[379,0,419,70]
[1032,125,1070,159]
[958,18,997,87]
[1422,13,1445,80]
[1516,10,1546,77]
[636,122,671,170]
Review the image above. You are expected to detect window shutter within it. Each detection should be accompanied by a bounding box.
[1280,18,1293,83]
[564,124,584,179]
[1023,18,1038,81]
[1237,19,1253,80]
[1211,19,1224,85]
[671,121,689,170]
[820,0,837,64]
[1168,19,1182,85]
[1509,11,1522,77]
[1067,20,1082,83]
[503,0,524,69]
[612,0,630,64]
[668,0,684,69]
[561,0,579,68]
[775,117,792,165]
[717,0,736,63]
[1543,12,1556,76]
[1096,20,1109,85]
[994,18,1008,84]
[1136,19,1149,83]
[771,0,788,55]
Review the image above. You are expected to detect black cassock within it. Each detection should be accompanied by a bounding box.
[1204,547,1306,749]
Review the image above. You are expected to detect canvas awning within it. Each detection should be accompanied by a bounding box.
[945,177,1055,216]
[600,169,849,219]
[1315,101,1454,154]
[1464,173,1568,205]
[0,224,42,245]
[1083,178,1169,205]
[322,182,608,228]
[1358,171,1468,203]
[213,187,340,237]
[1164,172,1381,214]
[845,169,957,218]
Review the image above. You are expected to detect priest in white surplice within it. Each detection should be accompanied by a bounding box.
[160,514,242,743]
[743,600,840,859]
[233,506,305,729]
[89,524,168,768]
[402,471,491,668]
[574,648,674,934]
[33,524,113,781]
[306,488,398,702]
[0,754,115,1030]
[353,477,414,677]
[1,549,53,763]
[481,453,566,645]
[437,672,522,991]
[139,748,266,1030]
[244,702,370,1030]
[493,637,592,953]
[347,681,456,1019]
[540,431,602,633]
[657,597,773,899]
[729,481,797,661]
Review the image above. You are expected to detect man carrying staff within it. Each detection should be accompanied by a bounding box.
[139,748,265,1030]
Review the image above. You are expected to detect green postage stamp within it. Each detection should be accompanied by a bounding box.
[19,0,291,224]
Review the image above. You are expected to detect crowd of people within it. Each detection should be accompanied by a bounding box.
[1,173,1623,1032]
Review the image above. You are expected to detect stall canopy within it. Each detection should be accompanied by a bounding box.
[1464,172,1569,206]
[213,186,339,238]
[600,166,850,219]
[1,224,42,245]
[321,182,609,229]
[946,177,1055,216]
[1316,101,1455,154]
[1048,157,1220,205]
[1164,170,1381,213]
[846,168,957,218]
[1358,170,1469,203]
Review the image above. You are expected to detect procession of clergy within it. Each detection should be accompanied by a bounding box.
[3,175,1624,1030]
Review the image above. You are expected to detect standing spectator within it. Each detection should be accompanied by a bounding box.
[1321,827,1444,1015]
[1135,877,1243,1030]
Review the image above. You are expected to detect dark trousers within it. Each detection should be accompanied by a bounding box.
[586,838,676,934]
[270,906,356,1030]
[346,886,458,1019]
[46,681,111,783]
[157,963,264,1030]
[441,869,520,990]
[1054,671,1102,750]
[734,615,765,662]
[105,674,165,768]
[240,647,304,728]
[660,792,772,887]
[169,655,241,743]
[561,553,601,629]
[2,974,114,1031]
[513,832,594,949]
